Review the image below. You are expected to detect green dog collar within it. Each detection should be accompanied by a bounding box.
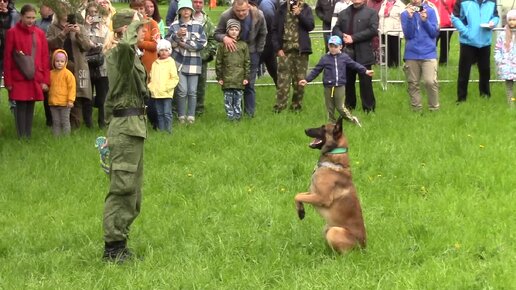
[328,147,348,154]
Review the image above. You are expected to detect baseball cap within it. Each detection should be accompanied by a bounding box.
[328,35,342,46]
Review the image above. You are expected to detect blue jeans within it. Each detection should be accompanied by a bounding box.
[154,98,173,132]
[177,72,199,118]
[223,89,243,120]
[244,52,260,117]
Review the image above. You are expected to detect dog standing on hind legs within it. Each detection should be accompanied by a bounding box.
[295,117,366,253]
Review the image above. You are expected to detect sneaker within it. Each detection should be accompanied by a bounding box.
[186,116,195,124]
[178,116,186,124]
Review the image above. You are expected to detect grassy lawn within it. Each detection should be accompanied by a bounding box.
[1,2,515,289]
[1,72,515,289]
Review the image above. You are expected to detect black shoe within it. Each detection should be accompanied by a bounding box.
[103,240,133,263]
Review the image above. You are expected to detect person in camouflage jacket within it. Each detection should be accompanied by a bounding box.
[215,19,250,121]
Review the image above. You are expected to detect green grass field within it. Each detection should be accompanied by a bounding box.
[1,74,515,289]
[1,2,515,289]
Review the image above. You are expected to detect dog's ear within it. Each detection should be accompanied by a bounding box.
[334,116,344,138]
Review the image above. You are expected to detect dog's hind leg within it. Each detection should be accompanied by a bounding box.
[325,226,360,253]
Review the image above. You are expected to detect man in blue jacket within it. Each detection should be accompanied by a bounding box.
[452,0,499,102]
[401,0,440,111]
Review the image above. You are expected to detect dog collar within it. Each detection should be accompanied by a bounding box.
[328,147,348,154]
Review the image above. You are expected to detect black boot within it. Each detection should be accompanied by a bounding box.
[103,240,132,263]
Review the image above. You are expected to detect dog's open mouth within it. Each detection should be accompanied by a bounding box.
[309,138,323,149]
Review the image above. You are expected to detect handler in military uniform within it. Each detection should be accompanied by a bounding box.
[102,9,149,262]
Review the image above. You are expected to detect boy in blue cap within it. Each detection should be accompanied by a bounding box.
[299,35,373,125]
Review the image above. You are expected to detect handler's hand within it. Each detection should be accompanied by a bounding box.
[365,70,374,77]
[223,35,237,52]
[298,79,308,86]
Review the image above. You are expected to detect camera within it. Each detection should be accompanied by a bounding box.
[90,15,102,23]
[67,14,76,24]
[289,0,298,9]
[412,6,424,12]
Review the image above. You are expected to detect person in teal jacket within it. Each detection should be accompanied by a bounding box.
[451,0,499,102]
[101,9,150,263]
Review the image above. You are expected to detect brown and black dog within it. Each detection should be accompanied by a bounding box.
[295,117,366,253]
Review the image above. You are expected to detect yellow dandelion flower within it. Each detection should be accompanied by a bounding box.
[454,242,461,249]
[187,173,193,177]
[479,144,485,149]
[280,188,286,192]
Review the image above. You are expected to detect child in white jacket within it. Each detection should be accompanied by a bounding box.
[148,39,180,133]
[494,10,516,107]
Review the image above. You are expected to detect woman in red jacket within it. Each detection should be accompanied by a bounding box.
[3,4,50,139]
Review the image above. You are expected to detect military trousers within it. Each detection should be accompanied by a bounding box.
[103,133,144,243]
[274,52,308,111]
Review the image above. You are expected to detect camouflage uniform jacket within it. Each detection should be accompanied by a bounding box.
[215,40,250,90]
[195,11,218,62]
[104,22,149,138]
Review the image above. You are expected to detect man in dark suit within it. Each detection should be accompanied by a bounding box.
[332,0,378,112]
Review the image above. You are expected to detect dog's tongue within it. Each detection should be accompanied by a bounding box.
[309,138,322,148]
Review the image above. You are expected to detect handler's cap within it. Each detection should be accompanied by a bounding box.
[328,35,342,46]
[112,9,136,30]
[226,18,241,32]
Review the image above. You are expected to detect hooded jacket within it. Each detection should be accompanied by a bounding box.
[47,22,93,100]
[49,49,76,106]
[148,57,179,98]
[451,0,499,48]
[401,2,439,60]
[215,40,250,89]
[3,22,50,102]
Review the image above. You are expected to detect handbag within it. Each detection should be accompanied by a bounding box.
[12,34,36,80]
[86,46,105,68]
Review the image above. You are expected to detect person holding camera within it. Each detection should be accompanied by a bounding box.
[401,0,440,111]
[271,0,315,113]
[47,9,93,129]
[332,0,378,113]
[85,2,110,129]
[168,0,207,124]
